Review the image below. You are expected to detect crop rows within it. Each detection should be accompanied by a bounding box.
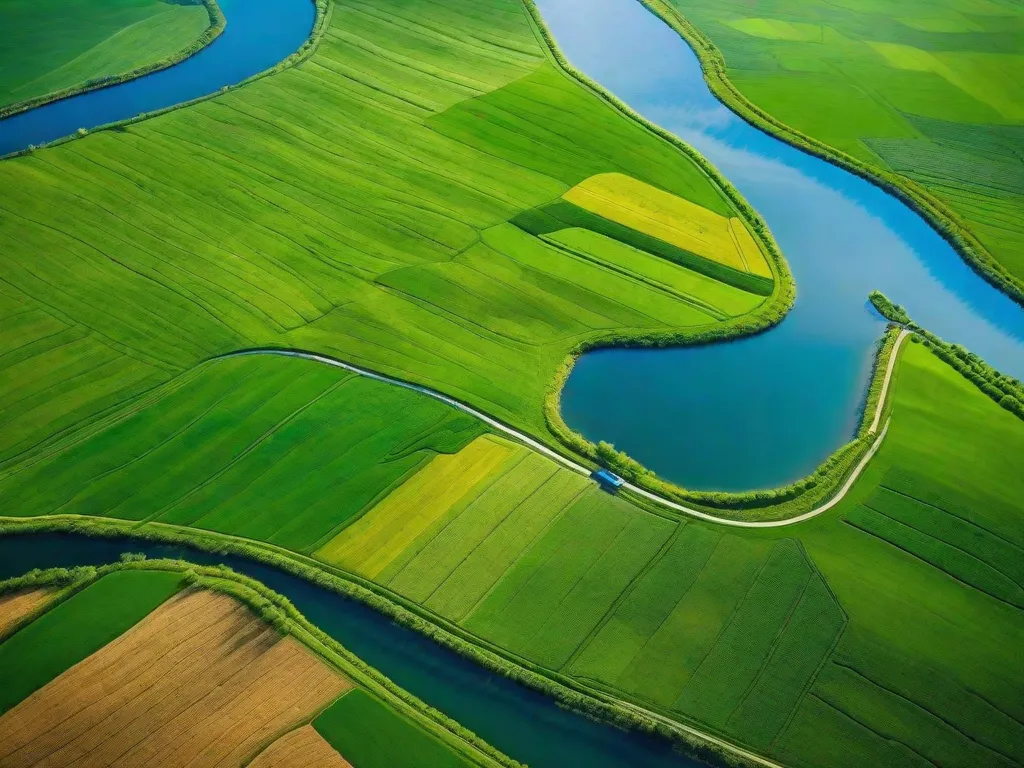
[315,435,513,576]
[0,355,487,553]
[562,172,772,276]
[845,505,1024,608]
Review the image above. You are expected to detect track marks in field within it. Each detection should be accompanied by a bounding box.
[0,590,350,768]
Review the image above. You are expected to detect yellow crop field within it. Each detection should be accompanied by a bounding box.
[315,435,515,577]
[0,589,54,638]
[0,590,350,768]
[250,725,352,768]
[562,173,772,277]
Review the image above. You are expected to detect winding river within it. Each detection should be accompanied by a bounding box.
[546,0,1024,491]
[0,534,710,768]
[1,0,1022,763]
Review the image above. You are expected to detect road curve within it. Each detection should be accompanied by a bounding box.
[225,329,908,529]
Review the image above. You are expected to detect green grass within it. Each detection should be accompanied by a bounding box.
[2,335,1021,767]
[780,340,1024,766]
[463,488,676,669]
[668,0,1024,281]
[0,569,181,714]
[0,0,213,110]
[314,689,472,768]
[0,355,486,553]
[0,0,772,474]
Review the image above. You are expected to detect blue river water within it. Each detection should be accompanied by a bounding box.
[0,533,709,768]
[0,0,313,157]
[0,0,1021,762]
[543,0,1024,490]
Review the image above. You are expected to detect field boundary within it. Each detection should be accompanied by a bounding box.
[0,558,516,768]
[0,516,781,768]
[635,0,1024,308]
[0,0,227,122]
[220,331,908,528]
[2,0,331,160]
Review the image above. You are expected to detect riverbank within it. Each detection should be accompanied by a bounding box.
[0,558,514,768]
[635,0,1024,309]
[0,0,226,121]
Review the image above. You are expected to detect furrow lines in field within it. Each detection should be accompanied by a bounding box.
[832,661,1020,764]
[0,204,241,346]
[808,692,939,768]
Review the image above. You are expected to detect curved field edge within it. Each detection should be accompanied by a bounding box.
[2,0,796,506]
[3,0,331,160]
[0,518,783,768]
[634,0,1024,308]
[0,557,516,768]
[0,0,227,122]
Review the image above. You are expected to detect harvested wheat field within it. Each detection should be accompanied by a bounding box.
[0,588,350,768]
[249,725,352,768]
[0,590,54,638]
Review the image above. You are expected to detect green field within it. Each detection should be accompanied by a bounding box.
[0,0,214,110]
[315,689,472,768]
[0,354,485,553]
[0,569,182,714]
[0,0,775,480]
[3,341,1021,767]
[666,0,1024,282]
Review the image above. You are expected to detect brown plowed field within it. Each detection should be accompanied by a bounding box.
[249,725,352,768]
[0,589,54,638]
[0,589,350,768]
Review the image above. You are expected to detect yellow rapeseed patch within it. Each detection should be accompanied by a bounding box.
[562,173,772,277]
[315,435,515,577]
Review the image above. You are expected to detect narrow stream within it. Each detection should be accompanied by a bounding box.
[543,0,1024,491]
[0,533,713,768]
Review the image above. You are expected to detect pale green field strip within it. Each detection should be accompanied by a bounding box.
[562,173,773,277]
[316,435,515,576]
[463,489,677,669]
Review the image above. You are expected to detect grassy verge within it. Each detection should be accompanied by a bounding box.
[0,556,517,768]
[634,0,1024,308]
[0,516,768,768]
[0,0,226,121]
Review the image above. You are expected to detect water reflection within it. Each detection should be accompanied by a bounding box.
[546,0,1024,490]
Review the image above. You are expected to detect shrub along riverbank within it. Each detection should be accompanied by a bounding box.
[636,0,1024,308]
[0,555,517,768]
[0,0,225,120]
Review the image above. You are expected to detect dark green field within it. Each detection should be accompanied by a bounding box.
[0,569,182,714]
